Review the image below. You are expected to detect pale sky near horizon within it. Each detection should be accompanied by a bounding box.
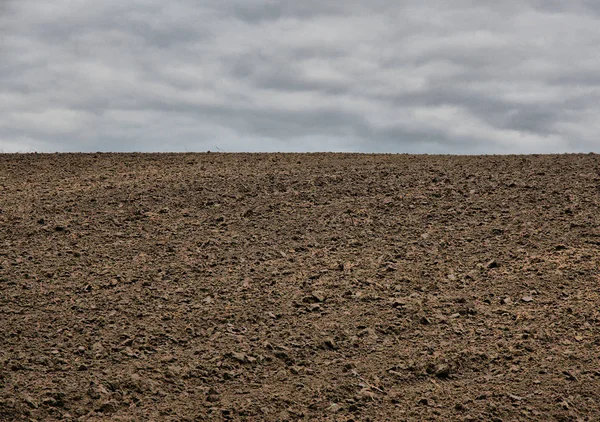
[2,1,600,154]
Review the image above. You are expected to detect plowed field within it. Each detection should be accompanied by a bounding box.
[1,153,600,421]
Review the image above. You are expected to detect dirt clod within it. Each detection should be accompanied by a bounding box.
[486,259,499,269]
[434,364,451,379]
[323,338,338,350]
[231,352,247,363]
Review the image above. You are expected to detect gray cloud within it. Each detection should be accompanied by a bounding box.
[1,0,600,153]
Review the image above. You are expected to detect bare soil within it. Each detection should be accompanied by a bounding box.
[1,153,600,421]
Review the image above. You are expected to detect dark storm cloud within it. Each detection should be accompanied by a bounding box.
[1,0,600,153]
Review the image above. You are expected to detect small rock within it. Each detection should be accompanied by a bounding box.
[391,298,407,308]
[521,296,533,303]
[435,364,451,379]
[303,291,326,303]
[97,401,118,413]
[231,352,247,363]
[160,354,175,363]
[23,395,38,409]
[88,382,109,400]
[41,397,58,407]
[166,365,183,378]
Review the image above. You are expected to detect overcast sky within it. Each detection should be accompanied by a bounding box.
[2,1,600,154]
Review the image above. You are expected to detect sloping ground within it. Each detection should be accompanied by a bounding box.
[1,153,599,421]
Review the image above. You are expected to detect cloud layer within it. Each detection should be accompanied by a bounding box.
[2,0,600,153]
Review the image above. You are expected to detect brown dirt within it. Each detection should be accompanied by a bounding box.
[1,153,600,421]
